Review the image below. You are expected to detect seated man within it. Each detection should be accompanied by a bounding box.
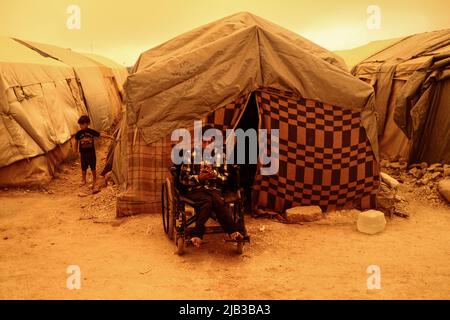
[178,130,244,248]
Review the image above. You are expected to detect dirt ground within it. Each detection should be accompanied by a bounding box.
[0,142,449,300]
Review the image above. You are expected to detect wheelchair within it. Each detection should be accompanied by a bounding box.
[161,164,250,255]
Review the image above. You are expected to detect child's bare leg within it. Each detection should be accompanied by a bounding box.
[80,171,87,186]
[92,170,97,186]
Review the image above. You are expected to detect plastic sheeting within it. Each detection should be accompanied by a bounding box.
[352,29,450,163]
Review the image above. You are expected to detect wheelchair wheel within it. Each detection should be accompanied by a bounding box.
[161,179,175,240]
[236,242,244,255]
[176,237,185,255]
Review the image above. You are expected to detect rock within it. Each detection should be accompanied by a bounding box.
[428,163,443,171]
[389,162,407,170]
[417,178,430,186]
[78,192,89,197]
[377,183,396,216]
[357,210,386,235]
[380,172,400,189]
[285,205,324,223]
[409,167,424,178]
[430,172,442,180]
[47,190,54,194]
[420,162,428,169]
[438,179,450,203]
[393,206,409,218]
[444,168,450,177]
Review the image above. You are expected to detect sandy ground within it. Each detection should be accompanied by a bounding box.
[0,143,449,300]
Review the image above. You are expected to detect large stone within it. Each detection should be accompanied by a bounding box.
[377,183,395,216]
[438,179,450,203]
[444,168,450,177]
[428,163,443,171]
[429,172,442,180]
[357,210,386,235]
[380,172,400,189]
[285,206,324,223]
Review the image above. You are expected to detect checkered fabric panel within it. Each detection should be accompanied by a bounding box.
[205,95,248,134]
[253,89,379,213]
[116,95,249,216]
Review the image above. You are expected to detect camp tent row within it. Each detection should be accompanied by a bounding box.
[350,29,450,164]
[112,12,380,217]
[0,37,128,186]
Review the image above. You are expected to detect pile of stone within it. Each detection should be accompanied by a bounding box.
[79,172,119,222]
[380,160,450,206]
[377,175,409,218]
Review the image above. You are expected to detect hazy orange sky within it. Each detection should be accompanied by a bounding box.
[0,0,449,66]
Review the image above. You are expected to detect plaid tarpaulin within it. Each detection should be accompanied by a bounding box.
[116,126,173,216]
[253,89,379,213]
[116,95,250,216]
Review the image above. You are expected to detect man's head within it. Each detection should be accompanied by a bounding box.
[78,115,90,130]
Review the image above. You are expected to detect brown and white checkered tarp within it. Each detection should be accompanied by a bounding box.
[253,89,380,213]
[116,95,250,216]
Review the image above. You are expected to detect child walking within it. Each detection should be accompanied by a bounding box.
[75,115,110,187]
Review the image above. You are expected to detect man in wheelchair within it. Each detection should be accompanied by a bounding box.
[178,131,245,248]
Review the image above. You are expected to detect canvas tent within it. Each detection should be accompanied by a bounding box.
[15,39,123,131]
[351,29,450,164]
[0,37,128,186]
[0,37,87,185]
[114,12,380,217]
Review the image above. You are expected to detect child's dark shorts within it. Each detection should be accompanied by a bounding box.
[80,150,96,171]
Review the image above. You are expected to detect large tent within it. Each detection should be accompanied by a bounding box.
[15,39,123,131]
[351,29,450,164]
[114,12,380,217]
[0,37,128,186]
[0,37,87,185]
